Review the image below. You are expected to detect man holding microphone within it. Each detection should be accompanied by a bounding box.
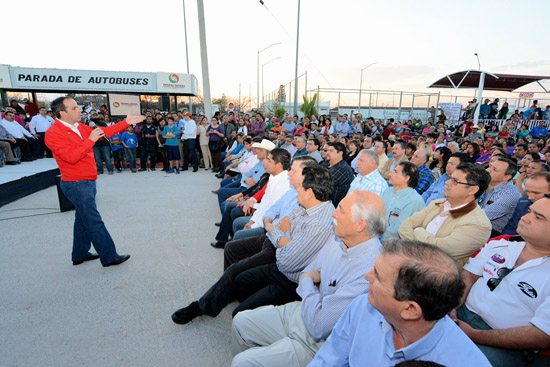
[46,97,145,267]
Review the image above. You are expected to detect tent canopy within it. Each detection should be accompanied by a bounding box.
[428,70,550,92]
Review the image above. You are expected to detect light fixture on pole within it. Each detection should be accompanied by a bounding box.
[262,57,281,111]
[358,62,379,113]
[474,53,481,70]
[257,42,281,110]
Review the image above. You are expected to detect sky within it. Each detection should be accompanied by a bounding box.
[2,0,550,107]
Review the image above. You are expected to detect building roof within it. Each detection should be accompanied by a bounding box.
[428,70,550,92]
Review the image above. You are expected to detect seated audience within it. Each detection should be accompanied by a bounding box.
[381,161,425,240]
[347,149,388,196]
[422,152,470,204]
[501,172,550,235]
[325,142,355,207]
[171,166,335,325]
[379,140,408,180]
[231,190,387,367]
[452,195,550,367]
[399,162,492,267]
[410,148,434,194]
[308,239,491,367]
[478,157,522,236]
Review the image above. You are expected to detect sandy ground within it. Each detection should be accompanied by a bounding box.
[0,168,238,367]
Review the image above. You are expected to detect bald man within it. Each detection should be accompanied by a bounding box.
[231,190,387,367]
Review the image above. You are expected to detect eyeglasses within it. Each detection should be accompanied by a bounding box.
[487,267,512,291]
[448,177,471,186]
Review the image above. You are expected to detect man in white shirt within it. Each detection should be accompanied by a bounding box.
[1,110,40,160]
[180,112,199,172]
[29,107,55,157]
[452,196,550,367]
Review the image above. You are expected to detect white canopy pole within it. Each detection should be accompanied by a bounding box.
[473,72,485,126]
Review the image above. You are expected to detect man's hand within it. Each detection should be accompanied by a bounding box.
[302,270,321,284]
[244,177,255,186]
[88,128,105,142]
[277,216,291,233]
[264,222,274,235]
[10,138,16,143]
[243,199,255,215]
[226,193,243,202]
[456,319,477,339]
[125,110,146,125]
[243,220,255,230]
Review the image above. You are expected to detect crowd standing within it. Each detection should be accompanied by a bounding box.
[3,97,550,366]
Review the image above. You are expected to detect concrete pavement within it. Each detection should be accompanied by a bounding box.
[0,169,236,367]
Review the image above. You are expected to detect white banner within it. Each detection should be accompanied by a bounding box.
[156,72,196,94]
[108,93,141,116]
[0,65,12,88]
[2,66,198,96]
[438,103,463,121]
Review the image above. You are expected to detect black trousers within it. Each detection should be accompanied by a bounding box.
[232,262,299,317]
[37,132,52,157]
[197,235,276,317]
[141,144,157,168]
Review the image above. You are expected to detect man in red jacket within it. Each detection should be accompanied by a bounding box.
[46,96,144,267]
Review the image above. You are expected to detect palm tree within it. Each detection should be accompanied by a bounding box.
[300,93,318,118]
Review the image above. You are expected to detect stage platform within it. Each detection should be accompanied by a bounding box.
[0,158,60,207]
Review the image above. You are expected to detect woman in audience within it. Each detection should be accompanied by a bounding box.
[485,125,499,139]
[346,139,362,166]
[466,142,481,163]
[207,116,225,172]
[236,118,248,136]
[429,146,451,180]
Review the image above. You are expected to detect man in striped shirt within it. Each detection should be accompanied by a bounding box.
[172,166,335,325]
[347,150,388,196]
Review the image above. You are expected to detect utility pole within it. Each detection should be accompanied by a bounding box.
[197,0,212,119]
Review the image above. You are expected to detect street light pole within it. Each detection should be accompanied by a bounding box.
[358,62,378,114]
[257,42,281,110]
[293,0,301,116]
[182,0,192,113]
[262,57,281,112]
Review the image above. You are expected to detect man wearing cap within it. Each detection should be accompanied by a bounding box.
[469,125,484,142]
[476,138,495,163]
[217,139,274,212]
[181,112,199,172]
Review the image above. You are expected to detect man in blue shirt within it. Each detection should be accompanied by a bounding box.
[530,121,548,140]
[308,239,491,367]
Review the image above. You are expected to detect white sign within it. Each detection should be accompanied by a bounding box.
[0,65,12,88]
[108,93,141,116]
[438,103,463,121]
[1,66,198,96]
[156,72,196,94]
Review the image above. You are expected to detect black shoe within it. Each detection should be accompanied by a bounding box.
[6,161,17,165]
[210,241,226,249]
[193,169,198,172]
[214,222,221,227]
[151,167,156,171]
[102,254,131,267]
[172,301,203,325]
[21,158,33,162]
[212,167,220,173]
[138,168,147,172]
[73,253,100,265]
[215,173,224,178]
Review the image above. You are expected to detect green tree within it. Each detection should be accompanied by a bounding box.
[300,93,318,118]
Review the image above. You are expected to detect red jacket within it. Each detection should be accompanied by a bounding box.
[46,119,130,181]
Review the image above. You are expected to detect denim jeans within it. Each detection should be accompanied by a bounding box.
[124,147,137,169]
[457,305,549,367]
[60,180,119,265]
[93,145,113,173]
